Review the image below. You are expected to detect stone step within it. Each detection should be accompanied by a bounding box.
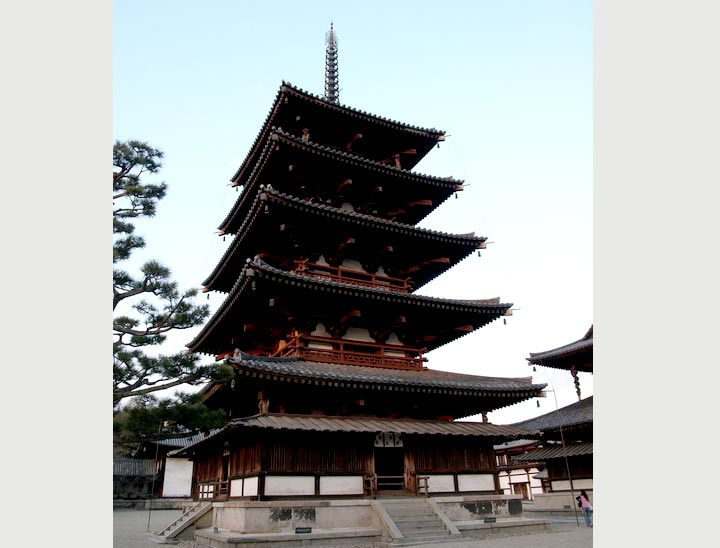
[384,507,433,514]
[400,526,449,535]
[386,512,435,519]
[384,506,430,512]
[155,502,212,539]
[394,534,456,546]
[391,515,440,523]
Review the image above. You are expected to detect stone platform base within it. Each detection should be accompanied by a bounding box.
[193,527,382,548]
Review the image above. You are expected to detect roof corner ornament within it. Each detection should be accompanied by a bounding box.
[324,22,339,104]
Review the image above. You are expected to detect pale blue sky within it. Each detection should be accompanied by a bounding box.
[113,0,593,423]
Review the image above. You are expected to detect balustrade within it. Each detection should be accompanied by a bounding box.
[292,259,411,293]
[273,334,426,370]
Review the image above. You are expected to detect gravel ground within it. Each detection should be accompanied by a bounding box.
[113,508,184,548]
[113,509,592,548]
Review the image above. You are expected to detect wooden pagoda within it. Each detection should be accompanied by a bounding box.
[178,52,545,501]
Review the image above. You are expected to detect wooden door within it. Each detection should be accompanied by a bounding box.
[513,482,529,500]
[374,447,405,492]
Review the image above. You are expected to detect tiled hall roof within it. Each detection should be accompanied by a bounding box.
[172,413,538,457]
[227,350,545,395]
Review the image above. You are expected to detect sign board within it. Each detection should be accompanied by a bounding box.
[484,517,496,523]
[374,432,403,447]
[295,527,312,534]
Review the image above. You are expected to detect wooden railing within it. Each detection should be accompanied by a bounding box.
[274,334,426,370]
[364,473,377,497]
[376,475,406,491]
[196,479,229,500]
[416,475,430,497]
[292,259,412,293]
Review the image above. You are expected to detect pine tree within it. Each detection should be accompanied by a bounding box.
[113,140,231,407]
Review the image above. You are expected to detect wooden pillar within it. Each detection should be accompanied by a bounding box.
[525,468,533,501]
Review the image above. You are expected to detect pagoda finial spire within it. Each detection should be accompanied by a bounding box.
[324,22,339,103]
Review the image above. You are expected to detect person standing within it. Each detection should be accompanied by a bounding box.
[576,489,593,527]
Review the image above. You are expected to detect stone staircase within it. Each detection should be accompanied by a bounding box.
[152,501,212,544]
[379,498,457,546]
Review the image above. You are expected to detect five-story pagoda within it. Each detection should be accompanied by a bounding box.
[178,27,545,500]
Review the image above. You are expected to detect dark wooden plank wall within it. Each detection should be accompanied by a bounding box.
[192,435,498,484]
[409,445,495,473]
[195,453,224,483]
[229,441,262,475]
[546,454,593,481]
[262,442,371,473]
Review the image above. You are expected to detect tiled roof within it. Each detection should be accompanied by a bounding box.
[189,256,512,355]
[219,128,463,234]
[512,396,593,432]
[276,83,446,135]
[231,82,446,184]
[173,413,538,456]
[262,185,482,243]
[228,350,545,394]
[510,441,593,461]
[247,257,510,310]
[269,129,461,187]
[113,458,155,476]
[527,326,593,373]
[204,184,485,292]
[493,439,539,450]
[527,326,593,364]
[156,429,221,448]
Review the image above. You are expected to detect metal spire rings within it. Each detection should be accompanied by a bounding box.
[324,22,339,103]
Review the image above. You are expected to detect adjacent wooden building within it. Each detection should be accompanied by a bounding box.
[512,327,594,508]
[177,51,546,501]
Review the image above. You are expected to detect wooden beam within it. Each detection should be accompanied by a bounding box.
[407,200,433,208]
[345,133,362,151]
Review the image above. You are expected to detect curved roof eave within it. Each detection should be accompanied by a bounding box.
[189,256,512,355]
[230,82,447,185]
[227,350,546,393]
[527,326,593,365]
[173,413,539,456]
[219,128,463,234]
[203,185,486,291]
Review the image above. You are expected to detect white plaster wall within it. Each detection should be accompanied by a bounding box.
[319,476,363,495]
[244,476,258,496]
[343,327,373,342]
[552,479,593,491]
[340,259,363,272]
[385,350,406,357]
[427,475,455,493]
[162,458,193,497]
[498,474,510,490]
[505,467,541,483]
[457,474,495,492]
[264,476,315,496]
[311,323,330,336]
[230,478,243,498]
